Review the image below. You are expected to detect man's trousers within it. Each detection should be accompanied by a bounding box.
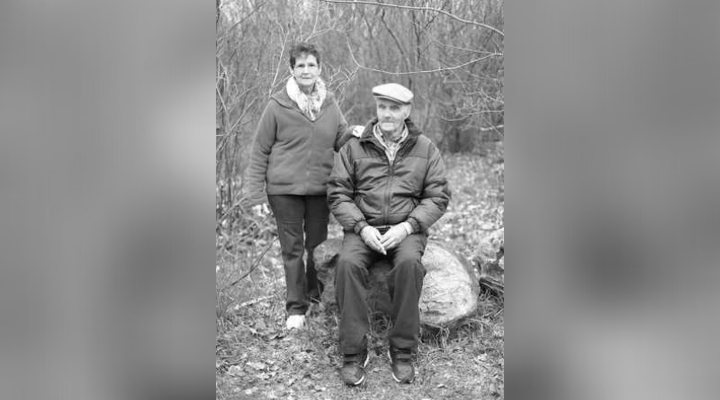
[335,231,427,354]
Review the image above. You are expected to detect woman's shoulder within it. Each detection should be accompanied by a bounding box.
[269,89,295,109]
[322,90,340,107]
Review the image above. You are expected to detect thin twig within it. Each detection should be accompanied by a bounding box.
[215,66,229,122]
[269,30,291,97]
[222,277,284,311]
[227,97,258,135]
[228,238,278,287]
[321,0,504,37]
[480,124,504,132]
[238,295,275,308]
[378,9,412,72]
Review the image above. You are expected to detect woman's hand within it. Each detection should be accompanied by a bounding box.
[350,125,364,137]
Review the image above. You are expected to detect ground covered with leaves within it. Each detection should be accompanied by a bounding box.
[216,152,504,399]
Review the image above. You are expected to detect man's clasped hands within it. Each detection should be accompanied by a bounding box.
[359,223,412,255]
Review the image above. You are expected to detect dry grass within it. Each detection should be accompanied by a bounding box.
[216,152,504,399]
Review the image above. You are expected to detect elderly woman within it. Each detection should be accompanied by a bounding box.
[243,42,359,330]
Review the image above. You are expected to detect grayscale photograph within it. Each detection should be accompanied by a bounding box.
[216,1,504,398]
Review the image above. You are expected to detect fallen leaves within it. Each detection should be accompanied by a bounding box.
[433,155,504,266]
[246,361,266,371]
[217,153,504,400]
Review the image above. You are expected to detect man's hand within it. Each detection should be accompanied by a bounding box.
[380,223,411,250]
[360,226,386,255]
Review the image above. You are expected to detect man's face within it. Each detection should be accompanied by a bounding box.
[375,98,411,134]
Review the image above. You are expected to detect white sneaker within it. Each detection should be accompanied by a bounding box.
[286,315,306,330]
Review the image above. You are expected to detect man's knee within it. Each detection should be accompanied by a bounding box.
[336,253,367,276]
[395,256,426,277]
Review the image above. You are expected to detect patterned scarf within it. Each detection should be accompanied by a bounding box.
[286,77,326,121]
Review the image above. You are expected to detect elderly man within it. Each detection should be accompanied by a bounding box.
[328,83,451,385]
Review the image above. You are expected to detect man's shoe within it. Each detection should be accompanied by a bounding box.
[388,347,415,383]
[286,315,305,330]
[340,351,369,386]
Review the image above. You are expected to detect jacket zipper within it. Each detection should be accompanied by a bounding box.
[365,134,415,225]
[384,159,394,225]
[383,140,413,225]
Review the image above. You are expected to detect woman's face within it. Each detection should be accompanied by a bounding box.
[291,53,321,92]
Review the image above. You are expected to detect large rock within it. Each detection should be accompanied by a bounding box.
[313,238,480,327]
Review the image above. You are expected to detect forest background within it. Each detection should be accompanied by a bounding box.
[216,1,504,398]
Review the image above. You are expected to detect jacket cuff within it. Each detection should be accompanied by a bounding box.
[406,218,421,234]
[354,220,369,235]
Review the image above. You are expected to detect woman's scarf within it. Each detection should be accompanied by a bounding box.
[286,77,326,121]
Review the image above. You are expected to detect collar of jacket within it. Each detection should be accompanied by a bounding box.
[271,86,336,118]
[358,117,422,145]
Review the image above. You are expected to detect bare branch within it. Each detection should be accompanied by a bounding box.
[427,35,496,55]
[320,0,504,37]
[346,40,501,75]
[216,1,268,43]
[269,29,291,97]
[307,0,321,41]
[440,111,504,122]
[480,124,504,132]
[237,295,275,308]
[227,237,278,288]
[378,9,412,71]
[216,80,230,127]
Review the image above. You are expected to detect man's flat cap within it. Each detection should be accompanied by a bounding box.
[372,83,413,104]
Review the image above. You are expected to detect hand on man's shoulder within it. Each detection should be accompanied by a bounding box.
[350,125,364,138]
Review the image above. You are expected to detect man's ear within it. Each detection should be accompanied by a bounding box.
[403,105,412,119]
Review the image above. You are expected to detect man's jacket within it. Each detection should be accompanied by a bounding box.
[328,118,451,234]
